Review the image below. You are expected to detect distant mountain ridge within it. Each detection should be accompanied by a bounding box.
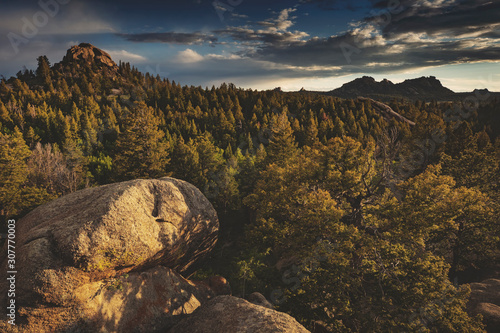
[322,76,458,101]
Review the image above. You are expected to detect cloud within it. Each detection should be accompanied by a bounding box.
[367,0,499,38]
[251,32,500,74]
[118,32,217,45]
[298,0,365,11]
[104,50,147,62]
[257,8,297,32]
[122,8,308,48]
[219,0,500,76]
[176,49,204,63]
[216,8,309,47]
[231,13,249,19]
[206,53,242,60]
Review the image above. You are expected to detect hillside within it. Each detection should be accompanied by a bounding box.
[1,43,499,333]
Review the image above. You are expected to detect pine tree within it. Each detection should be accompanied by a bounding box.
[0,129,30,216]
[333,116,345,137]
[113,102,170,180]
[0,128,52,219]
[0,101,12,126]
[169,137,201,185]
[266,110,298,165]
[35,55,52,88]
[304,110,319,146]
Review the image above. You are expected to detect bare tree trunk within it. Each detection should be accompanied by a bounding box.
[449,221,464,281]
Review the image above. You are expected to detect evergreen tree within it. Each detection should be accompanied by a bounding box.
[0,128,30,216]
[266,110,298,165]
[113,102,170,180]
[0,128,52,221]
[35,55,53,89]
[333,116,345,137]
[304,110,319,146]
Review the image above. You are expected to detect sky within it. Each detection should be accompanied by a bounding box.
[0,0,499,92]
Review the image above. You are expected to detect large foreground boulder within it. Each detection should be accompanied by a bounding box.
[0,177,220,332]
[169,295,310,333]
[467,278,500,333]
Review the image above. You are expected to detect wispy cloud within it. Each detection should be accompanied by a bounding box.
[118,32,217,45]
[104,49,147,62]
[216,8,309,47]
[175,49,204,63]
[231,13,249,19]
[298,0,366,11]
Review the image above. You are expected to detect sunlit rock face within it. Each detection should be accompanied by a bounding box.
[63,43,118,69]
[0,177,220,333]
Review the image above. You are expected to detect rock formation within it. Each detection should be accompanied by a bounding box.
[168,295,310,333]
[55,43,118,72]
[327,76,457,101]
[467,278,500,333]
[0,177,220,332]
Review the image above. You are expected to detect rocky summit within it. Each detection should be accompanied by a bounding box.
[60,43,117,70]
[326,76,457,101]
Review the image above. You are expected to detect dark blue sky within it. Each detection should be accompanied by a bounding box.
[1,0,499,91]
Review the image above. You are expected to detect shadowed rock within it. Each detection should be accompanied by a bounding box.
[169,295,310,333]
[247,292,273,309]
[193,276,232,297]
[467,278,500,333]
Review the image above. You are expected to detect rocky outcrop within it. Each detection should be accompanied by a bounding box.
[333,76,394,97]
[0,177,220,332]
[169,295,310,333]
[247,292,274,309]
[327,76,457,101]
[467,278,500,333]
[399,76,455,97]
[60,43,117,70]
